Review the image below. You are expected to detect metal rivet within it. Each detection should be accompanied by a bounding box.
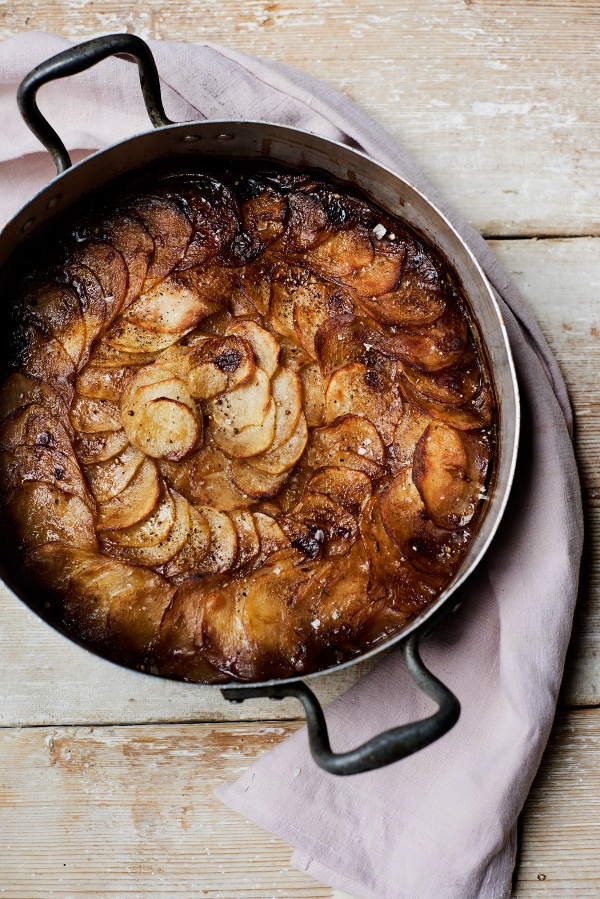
[21,217,35,233]
[181,134,200,143]
[216,133,234,142]
[47,195,61,209]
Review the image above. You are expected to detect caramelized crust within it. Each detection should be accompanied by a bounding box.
[0,162,496,682]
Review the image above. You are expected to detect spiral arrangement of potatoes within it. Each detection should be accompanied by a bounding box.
[0,164,495,682]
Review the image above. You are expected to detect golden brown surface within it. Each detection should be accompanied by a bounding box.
[0,162,495,682]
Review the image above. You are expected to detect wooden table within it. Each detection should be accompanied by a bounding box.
[0,2,598,896]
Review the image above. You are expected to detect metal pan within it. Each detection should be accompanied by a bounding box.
[1,33,519,774]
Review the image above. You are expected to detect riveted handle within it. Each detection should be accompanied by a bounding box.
[222,627,460,776]
[17,33,173,175]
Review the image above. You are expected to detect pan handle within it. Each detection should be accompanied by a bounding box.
[17,33,173,175]
[221,626,460,776]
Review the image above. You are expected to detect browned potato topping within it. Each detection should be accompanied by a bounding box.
[0,162,496,682]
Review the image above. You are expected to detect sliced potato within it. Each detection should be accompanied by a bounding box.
[0,403,72,456]
[161,504,212,582]
[120,365,179,410]
[313,540,380,641]
[101,213,154,309]
[348,243,404,297]
[269,275,301,342]
[402,357,480,406]
[358,267,445,326]
[76,365,132,402]
[251,413,308,475]
[240,259,273,316]
[0,444,92,509]
[0,373,72,433]
[187,259,239,307]
[279,337,311,371]
[22,281,86,369]
[314,313,385,379]
[273,464,313,514]
[105,318,191,353]
[83,444,145,503]
[165,174,239,269]
[74,429,129,465]
[5,483,98,551]
[391,405,434,467]
[96,457,160,531]
[210,396,276,458]
[20,325,76,405]
[102,486,176,548]
[105,489,191,568]
[401,374,494,431]
[209,368,271,433]
[380,466,465,575]
[302,225,374,282]
[121,371,199,460]
[304,466,372,517]
[124,275,213,334]
[70,239,128,324]
[189,443,254,511]
[87,341,159,369]
[230,509,261,570]
[229,456,289,499]
[251,511,290,566]
[193,506,238,575]
[156,455,196,499]
[293,279,353,359]
[306,414,385,471]
[241,189,287,251]
[269,367,303,450]
[158,336,251,398]
[25,543,175,657]
[70,395,122,433]
[359,494,444,604]
[382,300,467,370]
[124,194,192,289]
[65,263,107,350]
[412,422,489,528]
[283,491,357,558]
[132,398,200,461]
[127,373,197,416]
[278,190,329,253]
[358,239,449,325]
[298,362,326,427]
[189,336,255,398]
[324,362,404,444]
[227,320,280,377]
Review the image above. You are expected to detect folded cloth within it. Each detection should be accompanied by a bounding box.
[0,31,583,899]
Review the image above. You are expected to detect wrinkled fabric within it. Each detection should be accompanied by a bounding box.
[0,32,583,899]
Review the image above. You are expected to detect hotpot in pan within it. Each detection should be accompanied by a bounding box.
[0,34,519,775]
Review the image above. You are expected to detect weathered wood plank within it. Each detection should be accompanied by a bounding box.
[0,710,598,898]
[0,0,598,237]
[514,709,600,896]
[0,235,597,725]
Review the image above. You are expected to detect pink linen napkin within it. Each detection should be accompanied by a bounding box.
[0,32,583,899]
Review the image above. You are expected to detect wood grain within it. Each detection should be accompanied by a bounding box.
[1,235,597,726]
[0,0,597,238]
[0,710,598,898]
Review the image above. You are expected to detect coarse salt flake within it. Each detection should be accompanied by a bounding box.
[372,223,386,240]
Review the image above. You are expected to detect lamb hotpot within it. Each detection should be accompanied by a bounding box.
[0,34,519,775]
